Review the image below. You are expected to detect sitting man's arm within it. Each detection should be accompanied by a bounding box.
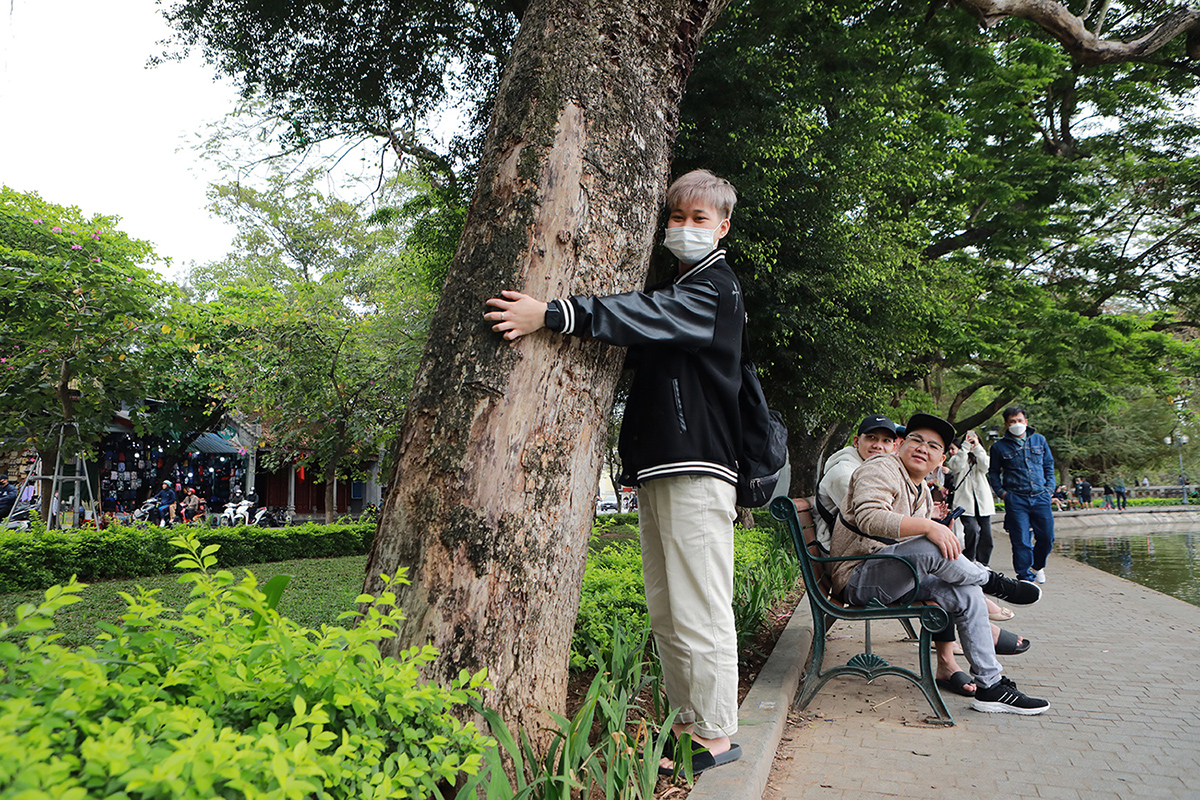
[850,466,963,560]
[897,515,962,560]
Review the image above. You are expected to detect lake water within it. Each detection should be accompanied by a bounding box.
[1054,528,1200,608]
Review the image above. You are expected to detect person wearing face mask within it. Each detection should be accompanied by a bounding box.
[987,406,1056,584]
[484,169,745,775]
[831,413,1048,715]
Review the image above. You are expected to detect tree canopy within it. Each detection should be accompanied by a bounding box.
[667,0,1200,487]
[188,167,435,520]
[0,186,171,510]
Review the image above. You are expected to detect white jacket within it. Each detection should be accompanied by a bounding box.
[814,445,862,551]
[945,441,996,517]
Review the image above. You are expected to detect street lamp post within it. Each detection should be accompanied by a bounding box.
[1165,432,1189,505]
[1170,395,1191,505]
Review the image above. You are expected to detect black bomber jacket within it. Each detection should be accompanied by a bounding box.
[544,248,744,487]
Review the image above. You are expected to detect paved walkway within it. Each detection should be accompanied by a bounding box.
[692,529,1200,800]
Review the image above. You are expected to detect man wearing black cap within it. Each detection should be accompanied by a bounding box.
[813,414,898,553]
[829,413,1050,715]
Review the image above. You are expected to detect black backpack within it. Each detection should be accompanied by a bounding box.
[736,330,788,507]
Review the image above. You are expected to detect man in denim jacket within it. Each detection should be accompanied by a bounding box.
[988,406,1056,583]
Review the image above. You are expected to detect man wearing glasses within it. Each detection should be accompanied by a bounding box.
[829,413,1050,715]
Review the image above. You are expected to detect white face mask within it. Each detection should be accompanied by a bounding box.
[1008,422,1027,437]
[663,225,718,265]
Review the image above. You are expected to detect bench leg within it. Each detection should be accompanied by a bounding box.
[793,610,955,725]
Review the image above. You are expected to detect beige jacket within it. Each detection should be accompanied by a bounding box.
[830,452,934,595]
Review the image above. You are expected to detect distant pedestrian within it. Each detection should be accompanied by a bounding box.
[1078,478,1092,507]
[1114,482,1128,510]
[1102,484,1114,510]
[1051,485,1069,512]
[988,406,1056,584]
[0,474,16,520]
[945,429,995,566]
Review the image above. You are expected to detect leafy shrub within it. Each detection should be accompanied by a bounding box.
[460,622,675,799]
[0,530,491,799]
[0,520,375,593]
[572,524,800,669]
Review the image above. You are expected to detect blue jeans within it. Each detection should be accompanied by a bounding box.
[1003,492,1055,581]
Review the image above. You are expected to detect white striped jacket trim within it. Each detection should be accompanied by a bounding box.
[676,248,726,282]
[636,460,738,484]
[556,295,577,334]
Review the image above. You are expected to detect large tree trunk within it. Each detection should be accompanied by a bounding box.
[786,422,851,497]
[364,0,729,731]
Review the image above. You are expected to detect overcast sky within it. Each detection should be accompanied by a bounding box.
[0,1,242,280]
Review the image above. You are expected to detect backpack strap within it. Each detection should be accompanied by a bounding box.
[837,511,898,546]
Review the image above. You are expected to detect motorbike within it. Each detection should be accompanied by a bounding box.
[221,494,256,526]
[132,498,171,527]
[252,506,287,527]
[1,499,33,530]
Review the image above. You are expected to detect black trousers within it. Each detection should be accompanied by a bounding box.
[961,514,993,566]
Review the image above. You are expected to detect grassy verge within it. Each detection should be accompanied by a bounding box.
[0,555,368,648]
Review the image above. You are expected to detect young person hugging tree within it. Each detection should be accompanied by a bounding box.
[485,169,746,773]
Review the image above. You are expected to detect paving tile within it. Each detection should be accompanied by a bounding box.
[756,533,1200,800]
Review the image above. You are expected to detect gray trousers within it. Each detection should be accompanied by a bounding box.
[843,537,1003,688]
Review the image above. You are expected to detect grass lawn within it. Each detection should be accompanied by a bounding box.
[0,554,369,648]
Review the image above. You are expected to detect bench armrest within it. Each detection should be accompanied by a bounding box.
[771,496,924,608]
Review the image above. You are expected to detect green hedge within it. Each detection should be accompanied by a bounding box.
[0,531,490,799]
[0,521,375,593]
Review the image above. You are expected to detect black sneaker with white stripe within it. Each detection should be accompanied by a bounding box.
[972,676,1049,715]
[982,571,1042,605]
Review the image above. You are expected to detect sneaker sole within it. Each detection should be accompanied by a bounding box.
[971,700,1049,715]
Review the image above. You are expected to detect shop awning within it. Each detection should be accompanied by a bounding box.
[188,433,244,455]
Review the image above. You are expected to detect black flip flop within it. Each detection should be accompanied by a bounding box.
[936,670,976,697]
[658,743,742,776]
[995,628,1031,655]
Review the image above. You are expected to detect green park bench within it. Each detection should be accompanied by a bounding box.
[770,495,955,725]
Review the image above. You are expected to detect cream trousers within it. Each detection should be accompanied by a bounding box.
[638,475,739,738]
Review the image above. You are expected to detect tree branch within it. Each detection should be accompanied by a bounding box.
[954,0,1200,65]
[1150,319,1200,333]
[922,226,995,259]
[954,392,1018,433]
[947,378,992,423]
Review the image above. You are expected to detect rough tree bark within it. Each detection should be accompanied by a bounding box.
[363,0,729,731]
[786,422,851,498]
